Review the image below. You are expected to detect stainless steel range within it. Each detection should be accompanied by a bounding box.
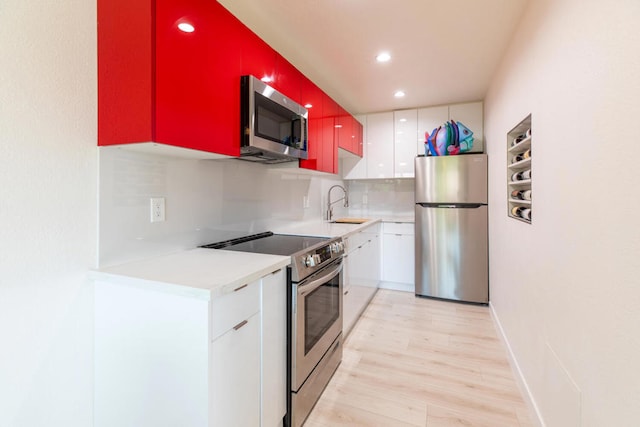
[201,231,345,427]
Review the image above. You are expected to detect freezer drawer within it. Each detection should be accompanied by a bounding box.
[415,205,488,303]
[415,154,488,204]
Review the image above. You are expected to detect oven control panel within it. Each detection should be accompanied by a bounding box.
[292,237,344,282]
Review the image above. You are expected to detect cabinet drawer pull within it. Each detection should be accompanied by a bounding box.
[271,268,282,275]
[233,320,248,331]
[233,284,248,292]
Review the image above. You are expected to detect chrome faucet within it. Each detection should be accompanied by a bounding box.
[326,184,349,221]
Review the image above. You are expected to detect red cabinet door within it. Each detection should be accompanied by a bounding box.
[300,76,323,171]
[336,108,362,156]
[272,55,301,103]
[337,107,355,154]
[353,117,364,157]
[98,0,153,146]
[155,0,242,155]
[240,30,277,85]
[321,95,339,174]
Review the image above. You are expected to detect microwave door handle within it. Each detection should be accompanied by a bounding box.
[298,262,343,296]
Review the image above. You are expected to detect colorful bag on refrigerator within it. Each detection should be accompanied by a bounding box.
[425,120,474,156]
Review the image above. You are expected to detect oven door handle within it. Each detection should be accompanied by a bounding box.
[298,260,342,297]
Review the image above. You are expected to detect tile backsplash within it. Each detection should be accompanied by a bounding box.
[98,147,347,266]
[345,179,415,218]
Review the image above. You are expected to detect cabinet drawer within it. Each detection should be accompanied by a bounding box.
[383,222,414,235]
[211,279,260,340]
[345,231,369,253]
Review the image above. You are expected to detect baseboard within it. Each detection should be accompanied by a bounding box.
[489,302,546,427]
[378,281,414,293]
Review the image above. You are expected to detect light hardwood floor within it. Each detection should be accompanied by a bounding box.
[304,289,535,427]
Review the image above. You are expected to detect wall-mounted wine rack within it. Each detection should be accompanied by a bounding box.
[507,115,532,223]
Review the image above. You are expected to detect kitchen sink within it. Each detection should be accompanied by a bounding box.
[331,218,370,224]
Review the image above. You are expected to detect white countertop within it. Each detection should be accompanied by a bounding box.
[91,215,413,299]
[91,248,290,299]
[272,218,381,238]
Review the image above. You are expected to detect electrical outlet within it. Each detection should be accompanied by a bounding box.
[303,195,310,209]
[150,197,166,222]
[362,194,368,205]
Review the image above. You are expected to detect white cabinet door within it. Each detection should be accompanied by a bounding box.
[343,224,381,335]
[261,269,287,427]
[363,230,381,287]
[342,115,368,179]
[393,109,418,178]
[449,102,483,153]
[382,223,415,286]
[366,112,394,179]
[343,242,362,334]
[94,281,209,427]
[348,240,368,287]
[211,312,261,427]
[417,106,449,155]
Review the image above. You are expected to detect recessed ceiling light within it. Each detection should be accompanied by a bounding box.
[304,103,313,109]
[334,124,343,128]
[399,118,407,122]
[376,52,391,63]
[394,90,405,98]
[177,22,195,33]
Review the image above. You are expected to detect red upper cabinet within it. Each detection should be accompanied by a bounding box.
[336,107,363,157]
[239,31,277,86]
[98,0,352,171]
[321,95,339,174]
[272,55,302,103]
[300,76,323,171]
[353,116,364,157]
[154,0,243,155]
[99,0,244,156]
[239,36,300,103]
[98,0,154,145]
[336,106,353,153]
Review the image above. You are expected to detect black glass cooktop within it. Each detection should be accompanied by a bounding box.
[200,232,329,257]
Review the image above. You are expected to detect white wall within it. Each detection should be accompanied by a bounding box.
[98,149,346,266]
[485,0,640,426]
[0,1,96,426]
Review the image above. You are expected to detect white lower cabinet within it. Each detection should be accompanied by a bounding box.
[260,269,287,427]
[94,281,209,427]
[343,223,381,335]
[381,222,415,292]
[95,268,286,427]
[211,311,261,427]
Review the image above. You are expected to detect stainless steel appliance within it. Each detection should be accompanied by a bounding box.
[201,231,344,427]
[240,75,309,163]
[414,154,489,304]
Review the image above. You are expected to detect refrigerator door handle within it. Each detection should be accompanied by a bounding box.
[417,203,485,209]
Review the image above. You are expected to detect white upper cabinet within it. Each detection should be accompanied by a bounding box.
[394,109,419,178]
[365,112,394,179]
[343,102,483,180]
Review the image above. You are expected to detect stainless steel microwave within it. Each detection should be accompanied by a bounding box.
[240,75,308,163]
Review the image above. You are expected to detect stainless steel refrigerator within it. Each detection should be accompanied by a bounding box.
[414,154,488,304]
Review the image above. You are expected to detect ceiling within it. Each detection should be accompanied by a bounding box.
[219,0,530,114]
[218,0,530,115]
